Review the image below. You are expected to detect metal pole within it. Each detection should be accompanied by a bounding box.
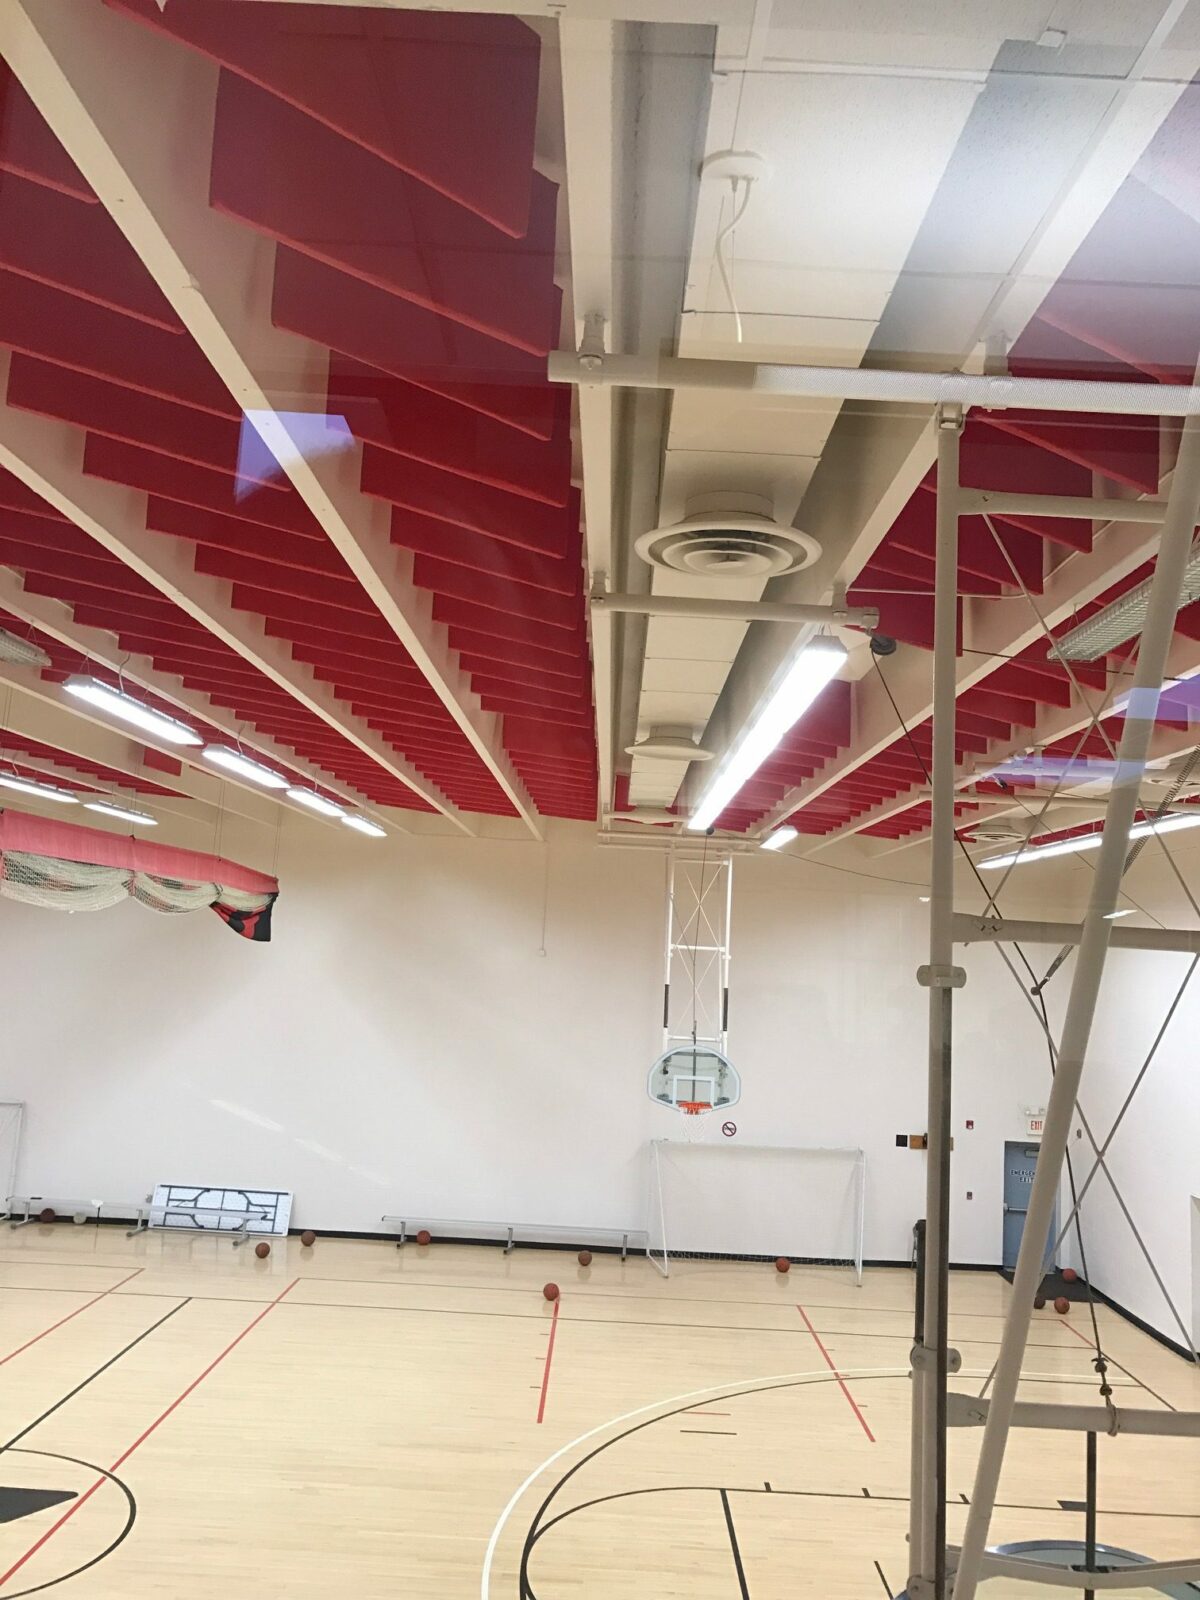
[590,591,880,628]
[1084,1432,1098,1600]
[911,407,964,1599]
[953,380,1200,1600]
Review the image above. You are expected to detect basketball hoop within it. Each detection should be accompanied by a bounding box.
[679,1101,712,1117]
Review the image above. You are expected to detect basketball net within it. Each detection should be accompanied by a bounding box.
[679,1101,714,1144]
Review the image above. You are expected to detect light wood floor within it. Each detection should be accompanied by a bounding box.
[0,1229,1196,1598]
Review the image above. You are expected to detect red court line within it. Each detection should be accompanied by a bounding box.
[795,1303,876,1442]
[0,1277,299,1591]
[536,1299,560,1425]
[0,1268,144,1368]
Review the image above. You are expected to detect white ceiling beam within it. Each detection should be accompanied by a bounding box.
[250,0,753,20]
[559,18,617,819]
[0,354,458,831]
[1,0,540,838]
[0,566,393,823]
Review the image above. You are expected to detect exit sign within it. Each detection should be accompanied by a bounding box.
[1023,1107,1046,1139]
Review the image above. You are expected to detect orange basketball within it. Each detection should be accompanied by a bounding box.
[1034,1295,1046,1310]
[416,1229,432,1246]
[1062,1267,1078,1283]
[1054,1296,1070,1315]
[543,1283,560,1302]
[577,1251,592,1266]
[255,1241,270,1259]
[38,1207,55,1225]
[300,1230,316,1248]
[775,1257,791,1274]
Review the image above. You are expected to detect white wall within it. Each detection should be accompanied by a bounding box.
[0,817,1062,1262]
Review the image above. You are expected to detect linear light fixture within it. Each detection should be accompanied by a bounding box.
[688,639,847,832]
[1052,538,1200,661]
[0,773,79,804]
[341,813,386,838]
[1103,908,1136,920]
[64,676,201,746]
[761,825,798,852]
[83,799,157,827]
[202,745,288,789]
[979,809,1200,869]
[286,787,345,819]
[0,626,50,669]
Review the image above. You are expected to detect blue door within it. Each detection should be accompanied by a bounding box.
[1003,1142,1057,1273]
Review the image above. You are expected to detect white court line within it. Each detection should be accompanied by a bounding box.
[480,1365,1118,1598]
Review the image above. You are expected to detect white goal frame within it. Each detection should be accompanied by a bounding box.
[647,1139,866,1283]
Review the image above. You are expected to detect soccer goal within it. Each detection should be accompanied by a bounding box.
[647,1140,866,1282]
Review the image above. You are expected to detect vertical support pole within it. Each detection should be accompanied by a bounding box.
[953,378,1200,1600]
[721,856,733,1054]
[910,406,963,1600]
[1084,1431,1097,1600]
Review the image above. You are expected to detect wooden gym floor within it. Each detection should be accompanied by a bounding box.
[0,1229,1196,1598]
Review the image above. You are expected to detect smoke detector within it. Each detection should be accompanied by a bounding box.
[625,726,713,762]
[0,627,50,669]
[636,492,819,581]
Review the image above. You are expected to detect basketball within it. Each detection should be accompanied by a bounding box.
[1062,1267,1078,1283]
[73,1212,87,1225]
[775,1257,791,1274]
[1034,1295,1046,1309]
[1054,1296,1070,1314]
[300,1230,316,1247]
[577,1250,592,1266]
[38,1207,55,1224]
[416,1229,432,1246]
[543,1283,559,1302]
[255,1241,270,1259]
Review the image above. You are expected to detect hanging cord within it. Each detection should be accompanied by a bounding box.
[715,177,754,344]
[872,653,1114,1400]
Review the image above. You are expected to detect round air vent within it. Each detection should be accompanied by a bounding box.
[636,492,819,581]
[966,821,1031,848]
[625,727,713,762]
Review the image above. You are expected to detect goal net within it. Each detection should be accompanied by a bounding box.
[647,1140,865,1282]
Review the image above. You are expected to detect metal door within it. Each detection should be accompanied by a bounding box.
[1003,1141,1056,1273]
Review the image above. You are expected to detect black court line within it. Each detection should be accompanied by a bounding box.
[719,1489,750,1600]
[1,1298,192,1453]
[681,1429,737,1436]
[874,1558,893,1598]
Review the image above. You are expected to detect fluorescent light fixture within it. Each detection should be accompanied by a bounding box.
[688,639,847,832]
[341,813,386,838]
[979,808,1200,870]
[0,773,79,804]
[1103,908,1136,920]
[0,626,50,669]
[64,676,201,746]
[919,895,931,903]
[979,832,1103,870]
[202,746,288,789]
[1053,537,1200,662]
[761,825,798,852]
[285,787,345,819]
[83,799,157,827]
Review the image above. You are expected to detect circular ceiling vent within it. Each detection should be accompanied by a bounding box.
[966,821,1031,848]
[636,492,820,581]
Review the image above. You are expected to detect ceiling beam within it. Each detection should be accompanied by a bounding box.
[0,353,456,831]
[0,0,539,837]
[559,18,616,820]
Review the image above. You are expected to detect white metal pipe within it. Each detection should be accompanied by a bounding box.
[971,1556,1200,1590]
[548,351,1200,418]
[912,412,962,1596]
[947,1392,1200,1435]
[953,914,1200,954]
[952,377,1200,1600]
[959,490,1180,524]
[592,592,880,628]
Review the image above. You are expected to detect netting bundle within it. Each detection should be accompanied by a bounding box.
[0,810,278,941]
